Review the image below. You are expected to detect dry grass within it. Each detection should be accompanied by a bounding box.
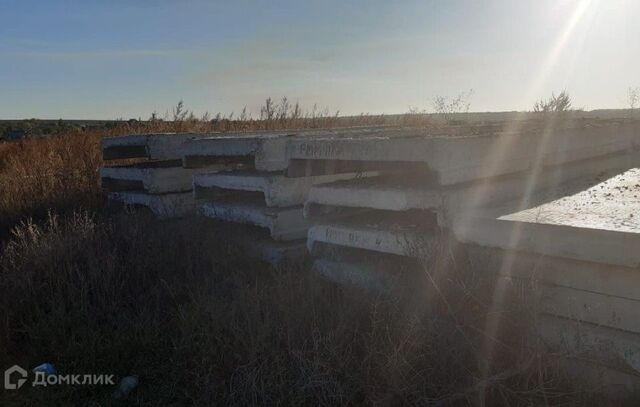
[0,212,601,405]
[0,102,629,405]
[0,101,435,236]
[0,132,102,236]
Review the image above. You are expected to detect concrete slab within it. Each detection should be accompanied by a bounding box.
[454,168,640,267]
[307,214,437,257]
[541,285,640,334]
[505,277,640,334]
[287,122,640,184]
[466,246,640,301]
[182,133,295,171]
[312,258,406,293]
[305,151,640,225]
[199,199,309,241]
[193,170,379,207]
[539,315,640,374]
[309,240,425,292]
[103,133,212,161]
[245,238,306,267]
[108,191,196,218]
[182,126,460,172]
[101,161,233,194]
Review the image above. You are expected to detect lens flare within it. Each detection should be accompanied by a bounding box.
[451,1,602,402]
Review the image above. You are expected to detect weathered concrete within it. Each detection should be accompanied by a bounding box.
[454,168,640,267]
[101,161,232,194]
[229,235,306,267]
[200,200,309,241]
[103,133,211,161]
[182,133,295,171]
[312,258,405,293]
[466,246,640,302]
[540,285,640,334]
[307,216,436,257]
[309,240,425,294]
[304,151,640,226]
[194,170,379,207]
[504,276,640,334]
[287,122,640,184]
[108,191,196,218]
[182,126,431,171]
[539,315,640,374]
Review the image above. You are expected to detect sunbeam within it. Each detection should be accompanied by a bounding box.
[455,1,604,403]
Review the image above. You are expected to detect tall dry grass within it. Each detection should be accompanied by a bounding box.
[0,212,599,405]
[0,101,620,405]
[0,132,102,235]
[0,99,435,236]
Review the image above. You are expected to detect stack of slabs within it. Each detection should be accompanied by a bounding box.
[290,122,640,289]
[101,133,233,218]
[182,130,381,266]
[454,168,640,394]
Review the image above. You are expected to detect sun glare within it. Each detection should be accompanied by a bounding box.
[470,0,602,401]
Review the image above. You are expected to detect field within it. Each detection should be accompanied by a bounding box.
[0,111,629,405]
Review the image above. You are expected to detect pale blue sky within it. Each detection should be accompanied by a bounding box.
[1,0,638,119]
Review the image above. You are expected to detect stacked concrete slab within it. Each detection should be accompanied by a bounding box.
[100,122,640,391]
[181,130,381,266]
[101,133,232,217]
[291,121,640,393]
[296,122,638,269]
[454,168,640,394]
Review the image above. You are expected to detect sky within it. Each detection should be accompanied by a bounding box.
[0,0,638,119]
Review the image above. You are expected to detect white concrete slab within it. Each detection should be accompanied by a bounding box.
[181,125,467,172]
[103,133,212,160]
[182,133,295,171]
[454,168,640,267]
[304,151,640,225]
[194,170,379,207]
[307,218,435,257]
[108,191,196,218]
[101,162,232,194]
[287,122,640,184]
[200,200,309,241]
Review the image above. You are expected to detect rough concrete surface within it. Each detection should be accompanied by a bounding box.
[108,191,196,218]
[101,161,232,194]
[287,122,639,184]
[307,218,435,257]
[103,133,211,160]
[182,133,295,171]
[194,170,379,207]
[200,199,309,241]
[466,246,640,302]
[503,275,640,333]
[181,126,402,170]
[304,151,640,226]
[454,168,640,267]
